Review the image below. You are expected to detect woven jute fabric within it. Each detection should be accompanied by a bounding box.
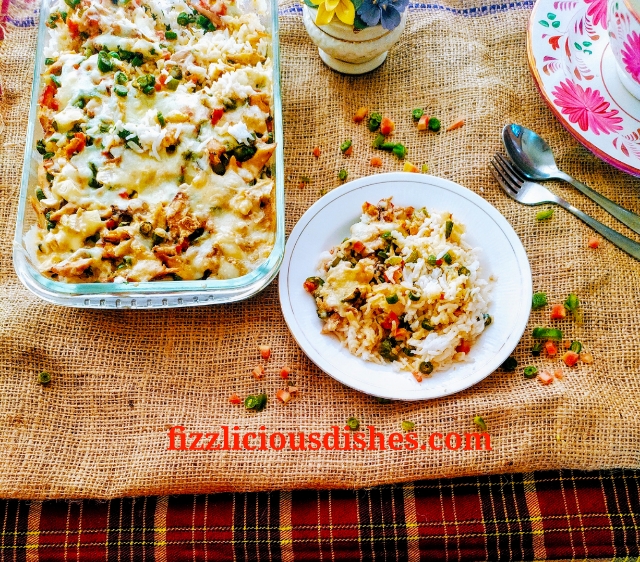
[1,0,640,499]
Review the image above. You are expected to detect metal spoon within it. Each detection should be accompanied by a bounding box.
[502,123,640,235]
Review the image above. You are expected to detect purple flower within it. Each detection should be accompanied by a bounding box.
[357,0,409,31]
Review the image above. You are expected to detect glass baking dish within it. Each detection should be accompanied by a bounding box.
[13,0,285,309]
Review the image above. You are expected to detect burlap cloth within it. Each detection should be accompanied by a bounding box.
[1,0,639,500]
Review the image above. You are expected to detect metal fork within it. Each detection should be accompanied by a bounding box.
[490,153,640,260]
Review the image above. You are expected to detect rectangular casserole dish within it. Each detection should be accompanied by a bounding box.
[13,0,284,308]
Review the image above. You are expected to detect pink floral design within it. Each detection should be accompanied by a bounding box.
[552,79,623,135]
[621,31,640,83]
[584,0,607,27]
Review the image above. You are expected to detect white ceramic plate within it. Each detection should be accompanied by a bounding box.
[279,173,532,400]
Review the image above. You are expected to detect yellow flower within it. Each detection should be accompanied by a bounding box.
[310,0,355,25]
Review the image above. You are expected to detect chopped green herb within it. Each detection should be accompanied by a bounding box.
[131,55,143,67]
[139,222,153,236]
[428,117,441,131]
[532,326,563,340]
[523,365,538,378]
[44,57,55,65]
[570,340,582,353]
[458,266,470,276]
[42,152,55,160]
[401,420,415,431]
[443,252,452,264]
[347,417,360,431]
[165,77,180,90]
[532,292,548,309]
[379,339,398,362]
[473,416,487,431]
[244,393,268,412]
[536,208,554,221]
[392,143,406,159]
[500,356,518,371]
[157,112,166,127]
[564,293,580,313]
[35,188,45,201]
[97,51,114,73]
[115,71,128,84]
[385,294,399,304]
[38,371,52,385]
[338,169,348,181]
[412,108,424,121]
[368,112,382,132]
[421,319,434,330]
[64,0,81,8]
[114,85,128,97]
[372,133,385,148]
[419,361,433,375]
[445,220,454,238]
[531,341,543,356]
[165,30,178,40]
[177,12,193,25]
[340,139,352,153]
[408,292,420,301]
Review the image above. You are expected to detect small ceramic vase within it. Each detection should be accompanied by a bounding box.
[302,5,407,74]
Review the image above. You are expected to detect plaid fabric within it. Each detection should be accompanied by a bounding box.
[1,470,639,561]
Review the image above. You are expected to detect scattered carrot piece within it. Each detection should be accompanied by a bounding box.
[259,345,271,360]
[280,367,289,379]
[413,372,423,383]
[563,340,571,349]
[252,365,265,379]
[580,351,594,364]
[353,107,368,122]
[562,350,580,367]
[276,389,291,404]
[380,117,395,136]
[588,237,600,248]
[446,117,465,132]
[312,146,321,158]
[229,393,242,404]
[362,201,378,216]
[553,368,564,380]
[544,340,558,356]
[370,156,383,167]
[344,145,353,157]
[550,303,567,320]
[456,340,471,354]
[403,162,419,173]
[537,371,553,384]
[417,114,429,131]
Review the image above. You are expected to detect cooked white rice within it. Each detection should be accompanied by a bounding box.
[304,198,493,377]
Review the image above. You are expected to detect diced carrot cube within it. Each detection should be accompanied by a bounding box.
[580,351,594,364]
[280,367,289,379]
[276,389,291,404]
[252,365,265,379]
[344,145,353,156]
[562,350,580,367]
[417,115,429,131]
[353,107,368,122]
[313,146,321,158]
[550,303,566,320]
[537,371,553,384]
[553,368,564,380]
[229,393,242,404]
[403,162,419,173]
[370,156,383,167]
[352,241,365,254]
[380,117,395,135]
[456,340,471,354]
[259,345,271,360]
[588,237,600,248]
[413,372,423,383]
[544,341,557,356]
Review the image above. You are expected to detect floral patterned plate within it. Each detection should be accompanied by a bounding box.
[527,0,640,176]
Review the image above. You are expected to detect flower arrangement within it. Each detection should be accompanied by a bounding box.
[304,0,409,31]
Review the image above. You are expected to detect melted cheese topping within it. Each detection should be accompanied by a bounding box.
[29,0,275,283]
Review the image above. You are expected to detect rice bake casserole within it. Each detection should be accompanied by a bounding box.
[28,0,276,283]
[304,199,493,376]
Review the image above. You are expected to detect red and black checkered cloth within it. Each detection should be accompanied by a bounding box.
[1,470,639,560]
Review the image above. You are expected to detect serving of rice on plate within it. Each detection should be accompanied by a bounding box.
[303,197,493,379]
